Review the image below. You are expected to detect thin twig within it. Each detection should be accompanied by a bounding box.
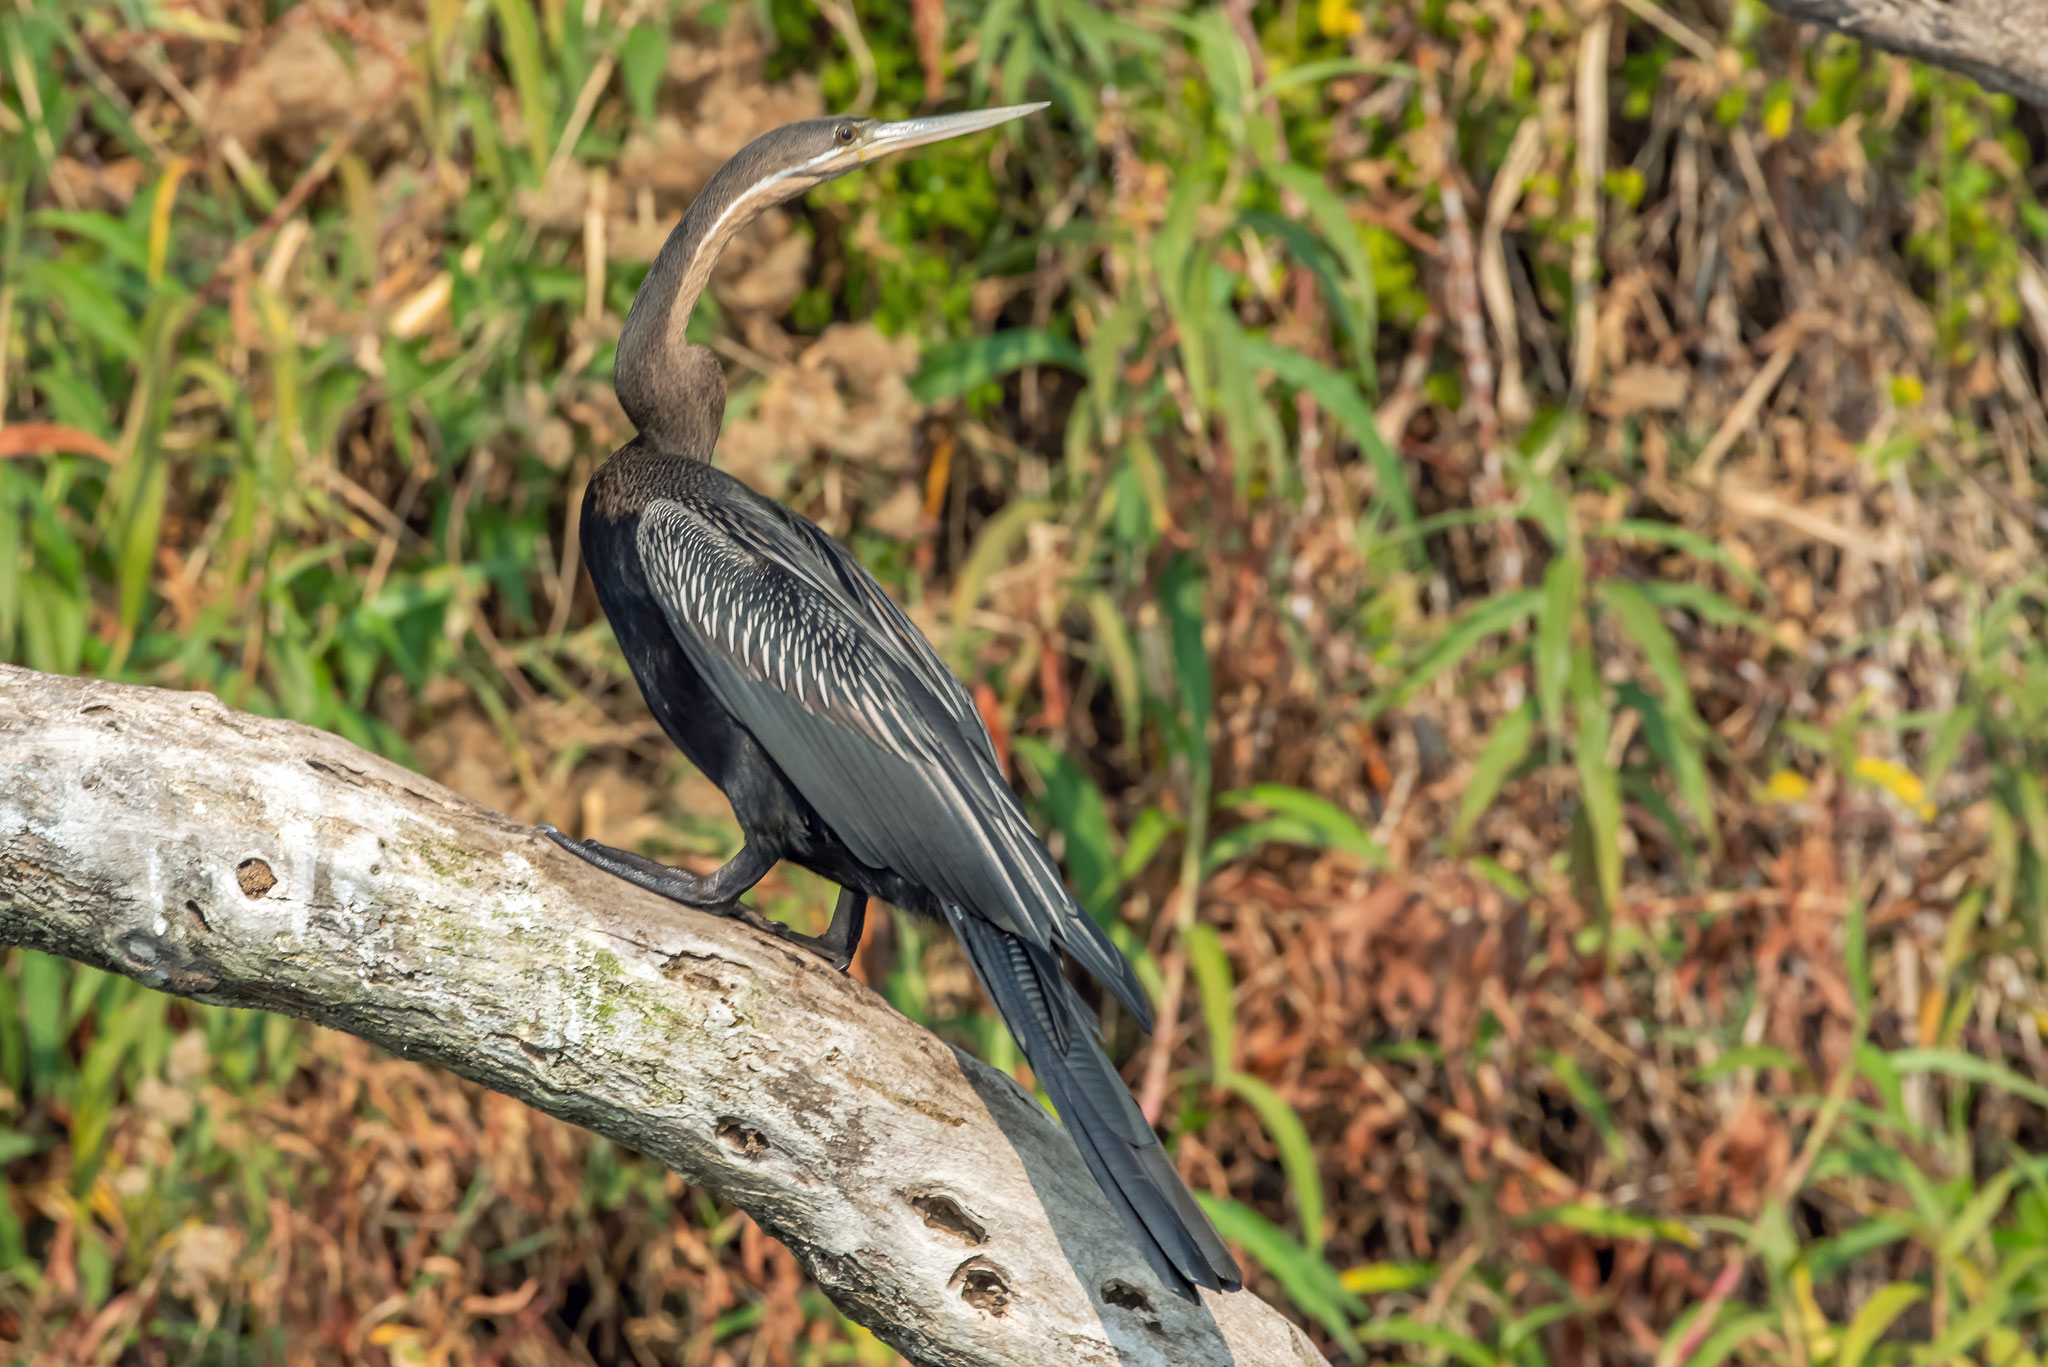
[1571,10,1612,396]
[1422,50,1524,594]
[1480,112,1548,427]
[542,0,657,201]
[813,0,878,114]
[1617,0,1721,65]
[198,110,383,301]
[1654,1255,1745,1367]
[1691,321,1813,484]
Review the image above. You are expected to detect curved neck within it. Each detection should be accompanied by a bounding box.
[614,153,812,455]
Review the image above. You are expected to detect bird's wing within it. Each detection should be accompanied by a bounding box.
[639,493,1240,1297]
[635,495,1148,1028]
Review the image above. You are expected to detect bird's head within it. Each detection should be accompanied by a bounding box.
[700,104,1050,224]
[618,102,1047,451]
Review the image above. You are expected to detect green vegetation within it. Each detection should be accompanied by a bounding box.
[4,0,2047,1361]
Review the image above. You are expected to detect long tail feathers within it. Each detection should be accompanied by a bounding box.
[947,907,1243,1301]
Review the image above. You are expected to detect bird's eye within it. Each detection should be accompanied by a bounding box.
[835,124,856,145]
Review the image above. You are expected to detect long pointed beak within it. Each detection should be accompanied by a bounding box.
[858,103,1049,162]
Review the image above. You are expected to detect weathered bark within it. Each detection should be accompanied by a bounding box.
[1758,0,2048,108]
[0,664,1327,1367]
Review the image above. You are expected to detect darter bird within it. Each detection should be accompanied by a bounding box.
[539,104,1242,1301]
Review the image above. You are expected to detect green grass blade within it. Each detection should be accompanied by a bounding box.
[1238,336,1415,539]
[1544,1053,1627,1170]
[1264,162,1380,375]
[1637,580,1778,641]
[1237,209,1367,354]
[1354,1316,1501,1367]
[1591,519,1770,599]
[1185,922,1235,1073]
[1012,735,1119,922]
[1536,553,1581,761]
[1365,587,1541,720]
[1082,588,1145,753]
[1597,580,1695,717]
[489,0,555,176]
[910,328,1085,404]
[1668,1309,1775,1367]
[619,21,666,124]
[1223,1071,1327,1256]
[1212,784,1385,869]
[22,257,141,361]
[1196,1196,1363,1354]
[1520,1202,1699,1247]
[947,499,1053,660]
[1916,1247,2048,1364]
[1454,700,1535,851]
[1160,550,1212,756]
[1939,1153,2048,1260]
[1886,1048,2048,1110]
[1571,641,1624,923]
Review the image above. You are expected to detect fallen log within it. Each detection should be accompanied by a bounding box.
[1758,0,2047,108]
[0,663,1327,1367]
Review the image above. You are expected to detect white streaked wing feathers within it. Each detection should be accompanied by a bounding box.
[636,499,1070,951]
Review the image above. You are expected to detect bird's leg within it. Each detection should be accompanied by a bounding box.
[704,885,868,971]
[824,886,868,967]
[540,827,867,971]
[760,886,867,972]
[537,826,775,907]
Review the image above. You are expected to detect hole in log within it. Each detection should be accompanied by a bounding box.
[1102,1280,1152,1314]
[955,1261,1011,1316]
[183,899,212,933]
[910,1194,985,1245]
[79,703,112,715]
[237,859,276,898]
[715,1119,770,1159]
[118,932,161,965]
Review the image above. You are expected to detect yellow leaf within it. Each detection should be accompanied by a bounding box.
[1759,770,1810,804]
[147,157,192,288]
[159,11,244,40]
[1340,1261,1435,1294]
[1792,1264,1834,1357]
[1853,756,1934,820]
[1952,1253,1987,1304]
[1837,1283,1924,1367]
[1918,986,1947,1051]
[1317,0,1363,39]
[1763,93,1794,141]
[1982,1327,2041,1367]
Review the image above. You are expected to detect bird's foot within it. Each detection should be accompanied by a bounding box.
[776,928,855,973]
[707,902,854,972]
[537,824,723,906]
[538,825,854,970]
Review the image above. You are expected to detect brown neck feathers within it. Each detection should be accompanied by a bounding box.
[613,142,815,456]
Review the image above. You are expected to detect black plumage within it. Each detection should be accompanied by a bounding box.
[542,108,1241,1300]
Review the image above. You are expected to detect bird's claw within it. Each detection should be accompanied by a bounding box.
[708,902,852,971]
[538,825,851,970]
[774,926,854,972]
